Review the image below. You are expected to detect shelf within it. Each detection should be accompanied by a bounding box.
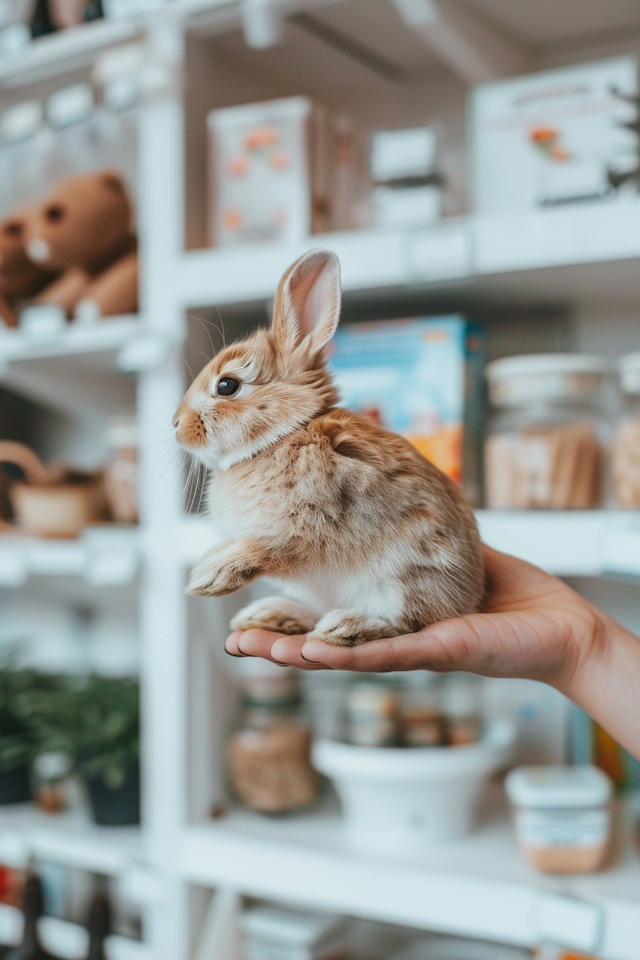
[179,511,640,578]
[0,316,174,416]
[181,792,640,958]
[0,18,140,89]
[177,222,472,309]
[177,199,640,312]
[476,511,640,579]
[474,200,640,276]
[0,316,141,366]
[0,526,140,586]
[0,904,149,960]
[0,802,141,876]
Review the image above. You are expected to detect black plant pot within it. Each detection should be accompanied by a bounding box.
[85,763,140,826]
[0,764,32,805]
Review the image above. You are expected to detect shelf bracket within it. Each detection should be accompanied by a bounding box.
[391,0,531,84]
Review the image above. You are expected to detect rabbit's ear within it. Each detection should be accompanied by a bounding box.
[272,249,341,356]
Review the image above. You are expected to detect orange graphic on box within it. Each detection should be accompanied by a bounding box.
[406,425,462,484]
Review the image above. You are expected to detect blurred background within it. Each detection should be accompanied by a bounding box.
[0,1,639,959]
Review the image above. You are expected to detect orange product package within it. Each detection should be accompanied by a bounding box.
[328,316,485,505]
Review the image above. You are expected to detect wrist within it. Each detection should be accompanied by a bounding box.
[553,604,612,706]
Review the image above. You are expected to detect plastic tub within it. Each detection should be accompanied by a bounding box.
[505,765,612,874]
[312,722,514,852]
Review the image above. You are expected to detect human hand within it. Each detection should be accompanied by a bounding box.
[226,547,640,761]
[225,546,607,696]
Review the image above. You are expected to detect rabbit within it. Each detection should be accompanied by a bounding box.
[174,249,484,646]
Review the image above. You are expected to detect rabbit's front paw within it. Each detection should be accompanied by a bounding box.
[187,556,255,597]
[308,610,398,647]
[231,597,319,634]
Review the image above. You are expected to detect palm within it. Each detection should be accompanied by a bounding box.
[225,547,603,691]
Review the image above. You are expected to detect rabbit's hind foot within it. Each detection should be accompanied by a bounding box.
[308,610,399,647]
[230,597,319,635]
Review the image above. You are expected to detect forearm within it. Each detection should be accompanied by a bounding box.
[561,613,640,761]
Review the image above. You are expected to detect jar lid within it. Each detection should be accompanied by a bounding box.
[505,765,612,809]
[619,352,640,394]
[486,354,612,407]
[487,354,611,380]
[33,751,71,781]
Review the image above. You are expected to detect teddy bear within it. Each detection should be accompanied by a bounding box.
[0,205,59,328]
[26,169,139,322]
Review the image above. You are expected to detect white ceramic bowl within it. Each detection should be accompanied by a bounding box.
[312,722,514,853]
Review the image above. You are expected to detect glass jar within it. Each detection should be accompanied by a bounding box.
[612,352,640,507]
[227,661,318,815]
[399,673,446,747]
[345,679,400,747]
[32,751,71,814]
[441,673,483,746]
[484,354,612,509]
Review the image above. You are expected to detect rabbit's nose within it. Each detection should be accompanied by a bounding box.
[172,413,181,429]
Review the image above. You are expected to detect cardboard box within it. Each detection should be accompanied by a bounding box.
[207,97,359,247]
[471,56,639,213]
[327,316,485,504]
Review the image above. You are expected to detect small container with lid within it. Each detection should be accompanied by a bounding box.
[613,352,640,507]
[32,751,72,814]
[505,765,613,874]
[485,354,612,509]
[345,680,400,747]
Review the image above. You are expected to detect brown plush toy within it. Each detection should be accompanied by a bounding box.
[26,170,138,322]
[0,207,59,328]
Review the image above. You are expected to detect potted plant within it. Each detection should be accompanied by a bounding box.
[20,674,141,826]
[0,655,60,805]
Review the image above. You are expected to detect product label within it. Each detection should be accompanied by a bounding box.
[516,807,608,849]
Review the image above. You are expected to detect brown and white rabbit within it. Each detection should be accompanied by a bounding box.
[174,250,484,646]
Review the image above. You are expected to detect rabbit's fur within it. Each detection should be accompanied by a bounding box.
[175,250,484,646]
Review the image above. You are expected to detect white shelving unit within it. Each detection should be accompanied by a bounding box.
[180,792,640,955]
[1,3,640,960]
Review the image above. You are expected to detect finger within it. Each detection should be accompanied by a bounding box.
[224,631,246,656]
[233,629,326,670]
[234,628,292,664]
[300,612,520,675]
[300,633,438,672]
[270,635,329,670]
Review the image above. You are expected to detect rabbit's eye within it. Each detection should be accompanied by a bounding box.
[216,377,240,397]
